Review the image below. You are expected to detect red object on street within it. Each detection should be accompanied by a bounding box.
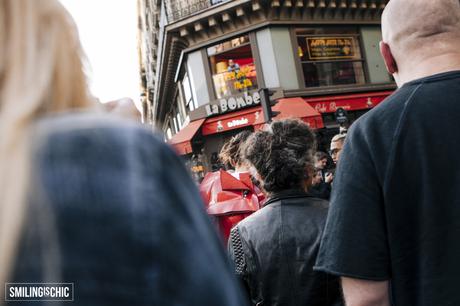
[199,170,263,244]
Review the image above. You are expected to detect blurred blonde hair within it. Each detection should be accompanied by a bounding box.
[0,0,93,292]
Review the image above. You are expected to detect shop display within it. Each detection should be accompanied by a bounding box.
[208,35,258,99]
[211,59,257,98]
[296,28,365,87]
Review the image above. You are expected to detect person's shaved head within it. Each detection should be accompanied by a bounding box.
[380,0,460,86]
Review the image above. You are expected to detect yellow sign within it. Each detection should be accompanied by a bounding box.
[306,37,357,60]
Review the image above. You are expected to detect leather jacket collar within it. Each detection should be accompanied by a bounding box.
[264,189,312,206]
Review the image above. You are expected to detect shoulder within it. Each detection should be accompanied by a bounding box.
[351,85,418,137]
[237,196,328,231]
[341,85,421,168]
[306,196,330,210]
[235,203,277,236]
[32,111,173,164]
[31,112,188,209]
[34,111,163,146]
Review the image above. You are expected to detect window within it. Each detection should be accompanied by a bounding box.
[207,35,258,99]
[211,0,230,4]
[296,28,366,87]
[173,116,178,134]
[182,71,196,112]
[166,128,172,140]
[175,90,187,128]
[176,112,183,130]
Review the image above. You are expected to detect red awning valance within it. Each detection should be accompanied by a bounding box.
[202,97,325,135]
[305,90,393,113]
[202,107,264,136]
[168,118,205,155]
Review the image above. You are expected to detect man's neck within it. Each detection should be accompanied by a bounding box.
[397,52,460,87]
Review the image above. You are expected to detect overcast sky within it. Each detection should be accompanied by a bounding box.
[59,0,140,106]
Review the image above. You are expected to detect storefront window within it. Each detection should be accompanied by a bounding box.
[296,28,366,87]
[207,35,258,99]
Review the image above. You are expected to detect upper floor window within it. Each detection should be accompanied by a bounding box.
[207,35,258,99]
[211,0,230,4]
[296,28,366,88]
[182,71,197,112]
[166,128,172,140]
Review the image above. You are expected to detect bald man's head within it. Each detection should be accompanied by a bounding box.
[382,0,460,51]
[380,0,460,85]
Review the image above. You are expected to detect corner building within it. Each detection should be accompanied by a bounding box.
[138,0,394,176]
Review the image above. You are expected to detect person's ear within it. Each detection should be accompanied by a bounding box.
[379,41,398,74]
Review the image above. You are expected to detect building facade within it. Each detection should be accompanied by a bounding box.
[138,0,394,178]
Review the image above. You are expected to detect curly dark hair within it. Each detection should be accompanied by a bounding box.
[219,130,252,170]
[242,119,316,194]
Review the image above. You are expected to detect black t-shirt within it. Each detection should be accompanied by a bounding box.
[314,70,460,305]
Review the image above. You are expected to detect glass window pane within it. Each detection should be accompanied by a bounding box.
[208,36,258,99]
[303,61,366,87]
[182,74,193,104]
[296,27,366,88]
[166,128,172,140]
[173,116,178,134]
[207,35,250,56]
[188,100,195,112]
[297,36,362,62]
[176,112,183,130]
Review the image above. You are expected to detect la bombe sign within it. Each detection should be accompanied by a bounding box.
[205,92,261,117]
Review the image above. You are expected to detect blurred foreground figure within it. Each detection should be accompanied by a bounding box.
[228,119,342,306]
[0,1,246,305]
[104,97,141,121]
[315,0,460,305]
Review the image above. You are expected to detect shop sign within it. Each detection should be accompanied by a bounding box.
[205,91,261,117]
[306,37,356,60]
[335,108,348,124]
[203,111,261,136]
[308,94,391,114]
[227,118,249,128]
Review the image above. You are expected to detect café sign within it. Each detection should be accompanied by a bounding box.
[307,37,356,60]
[205,91,261,117]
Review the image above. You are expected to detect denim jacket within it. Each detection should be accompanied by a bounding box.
[10,112,247,306]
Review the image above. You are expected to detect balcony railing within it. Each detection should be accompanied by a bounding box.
[164,0,230,23]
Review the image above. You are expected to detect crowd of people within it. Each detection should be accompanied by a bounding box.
[1,0,460,305]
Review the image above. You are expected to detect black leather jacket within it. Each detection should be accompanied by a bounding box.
[228,190,343,306]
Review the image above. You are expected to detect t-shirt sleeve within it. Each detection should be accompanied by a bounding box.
[314,123,391,280]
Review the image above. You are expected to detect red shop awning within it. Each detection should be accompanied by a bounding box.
[168,118,205,155]
[270,97,324,129]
